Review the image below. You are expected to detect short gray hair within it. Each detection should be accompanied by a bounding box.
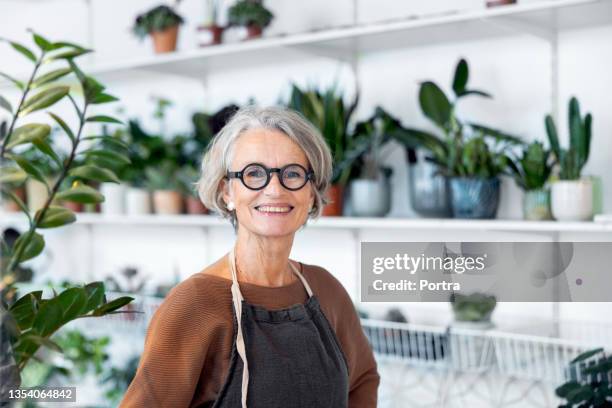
[196,105,332,227]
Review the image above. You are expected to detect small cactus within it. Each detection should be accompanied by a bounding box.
[545,97,592,180]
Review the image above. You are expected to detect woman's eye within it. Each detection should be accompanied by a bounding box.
[247,169,265,178]
[286,171,301,179]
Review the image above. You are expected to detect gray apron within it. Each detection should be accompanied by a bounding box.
[209,246,349,408]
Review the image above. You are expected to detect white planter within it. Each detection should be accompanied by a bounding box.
[125,187,151,215]
[350,178,391,217]
[550,179,593,221]
[100,183,126,215]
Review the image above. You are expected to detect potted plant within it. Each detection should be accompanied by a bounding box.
[177,164,208,214]
[228,0,274,40]
[342,107,401,217]
[546,97,594,221]
[556,348,612,408]
[197,0,224,46]
[146,161,184,215]
[132,4,185,53]
[392,58,522,219]
[284,83,359,216]
[507,141,554,220]
[449,292,497,329]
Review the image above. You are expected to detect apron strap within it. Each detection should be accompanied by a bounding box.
[227,246,314,407]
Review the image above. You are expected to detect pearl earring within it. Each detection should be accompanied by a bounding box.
[227,201,235,211]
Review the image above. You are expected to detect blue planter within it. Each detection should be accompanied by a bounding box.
[407,148,452,218]
[450,177,500,219]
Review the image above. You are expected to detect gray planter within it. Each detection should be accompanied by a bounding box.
[407,148,452,218]
[350,177,391,217]
[449,177,500,219]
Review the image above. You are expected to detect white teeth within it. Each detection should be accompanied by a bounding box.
[256,206,291,213]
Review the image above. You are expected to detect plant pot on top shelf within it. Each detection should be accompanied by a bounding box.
[197,24,224,46]
[152,190,183,215]
[100,182,126,215]
[407,148,452,218]
[228,0,274,40]
[450,177,500,219]
[321,184,344,216]
[133,5,184,54]
[146,165,184,215]
[551,178,593,221]
[125,187,151,215]
[350,168,392,217]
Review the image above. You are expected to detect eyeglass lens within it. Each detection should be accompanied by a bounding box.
[243,164,308,190]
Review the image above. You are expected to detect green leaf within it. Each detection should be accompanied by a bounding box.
[32,137,62,167]
[452,59,468,97]
[51,41,88,50]
[419,81,452,130]
[2,188,29,215]
[13,155,47,184]
[9,291,43,330]
[35,206,76,229]
[545,115,561,159]
[43,48,92,62]
[84,149,130,166]
[90,93,119,105]
[92,296,134,316]
[56,287,88,323]
[7,40,37,62]
[56,184,104,204]
[85,115,123,124]
[571,348,604,364]
[17,231,45,261]
[48,112,75,144]
[81,135,128,150]
[0,167,27,184]
[20,334,63,353]
[5,123,51,149]
[0,72,25,90]
[69,165,120,183]
[19,86,70,116]
[83,282,106,313]
[457,89,492,98]
[556,381,581,399]
[31,32,53,52]
[31,68,72,89]
[83,76,105,102]
[31,297,63,337]
[0,95,12,113]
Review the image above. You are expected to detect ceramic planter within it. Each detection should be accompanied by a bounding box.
[407,148,452,218]
[321,184,344,216]
[125,187,152,215]
[100,183,126,215]
[246,24,263,39]
[522,188,552,221]
[152,190,183,214]
[150,25,179,53]
[551,179,593,221]
[185,195,208,215]
[197,24,223,46]
[350,178,391,217]
[449,177,500,219]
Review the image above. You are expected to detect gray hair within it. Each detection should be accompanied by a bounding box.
[196,105,333,228]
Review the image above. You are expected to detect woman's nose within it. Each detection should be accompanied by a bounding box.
[263,172,284,194]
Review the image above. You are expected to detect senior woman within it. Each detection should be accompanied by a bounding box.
[120,106,380,408]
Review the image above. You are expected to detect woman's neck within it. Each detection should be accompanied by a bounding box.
[233,231,297,287]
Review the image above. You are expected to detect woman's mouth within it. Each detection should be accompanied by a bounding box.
[254,205,294,215]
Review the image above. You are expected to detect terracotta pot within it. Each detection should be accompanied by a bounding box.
[486,0,516,7]
[150,25,179,53]
[62,201,84,213]
[197,24,224,46]
[185,195,208,214]
[153,190,184,214]
[321,184,344,216]
[246,24,263,39]
[2,185,26,212]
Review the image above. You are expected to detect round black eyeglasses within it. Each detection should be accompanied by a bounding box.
[226,163,314,191]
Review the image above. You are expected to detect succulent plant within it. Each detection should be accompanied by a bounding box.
[450,292,497,322]
[508,141,554,191]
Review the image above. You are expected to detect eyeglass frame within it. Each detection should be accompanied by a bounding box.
[225,162,315,191]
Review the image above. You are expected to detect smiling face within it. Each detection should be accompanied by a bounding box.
[222,128,315,238]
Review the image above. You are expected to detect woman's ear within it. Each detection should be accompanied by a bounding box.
[221,178,231,207]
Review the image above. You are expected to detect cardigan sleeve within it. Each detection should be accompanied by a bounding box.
[305,265,381,407]
[119,278,207,408]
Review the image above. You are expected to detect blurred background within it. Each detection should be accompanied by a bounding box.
[1,0,611,406]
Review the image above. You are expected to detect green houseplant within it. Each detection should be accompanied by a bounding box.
[133,4,184,53]
[556,348,612,407]
[450,292,497,328]
[0,32,134,396]
[284,83,359,216]
[228,0,274,39]
[392,58,521,219]
[546,97,595,221]
[508,141,554,220]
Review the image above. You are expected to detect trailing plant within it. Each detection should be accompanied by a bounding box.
[391,58,522,178]
[507,141,554,191]
[449,292,497,322]
[545,97,593,181]
[132,5,185,40]
[284,82,359,186]
[228,0,274,29]
[0,32,134,392]
[556,348,612,407]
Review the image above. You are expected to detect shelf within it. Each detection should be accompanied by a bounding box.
[83,0,612,80]
[2,212,611,233]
